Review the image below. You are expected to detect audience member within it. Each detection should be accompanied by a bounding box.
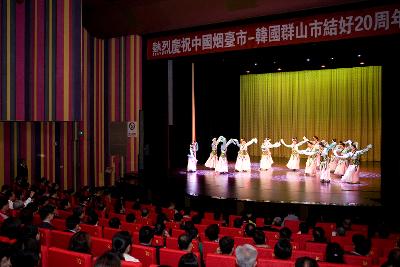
[274,238,292,260]
[235,244,258,267]
[295,256,319,267]
[111,231,140,262]
[66,215,81,233]
[94,252,121,267]
[244,223,256,237]
[108,217,121,229]
[205,224,219,242]
[178,252,199,267]
[325,242,345,263]
[253,230,269,248]
[139,226,154,246]
[217,236,234,255]
[178,234,193,252]
[69,231,91,254]
[312,227,327,243]
[381,248,400,267]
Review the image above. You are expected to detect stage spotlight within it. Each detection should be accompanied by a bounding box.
[306,58,310,62]
[360,62,365,65]
[254,62,258,66]
[246,70,250,74]
[357,54,362,57]
[321,65,326,68]
[277,67,282,71]
[330,57,334,60]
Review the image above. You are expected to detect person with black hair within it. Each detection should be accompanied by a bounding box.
[69,232,91,254]
[349,234,371,256]
[205,224,219,242]
[38,205,56,229]
[58,199,71,211]
[94,252,121,267]
[125,213,136,223]
[325,242,345,263]
[139,226,154,246]
[154,223,170,238]
[86,208,99,225]
[244,223,256,238]
[178,252,199,267]
[73,206,85,223]
[295,256,319,267]
[298,222,309,234]
[253,230,269,248]
[381,248,400,267]
[111,231,139,262]
[233,218,243,228]
[217,236,234,255]
[66,215,81,233]
[178,234,193,252]
[274,238,292,260]
[279,227,293,240]
[312,227,327,243]
[109,217,121,229]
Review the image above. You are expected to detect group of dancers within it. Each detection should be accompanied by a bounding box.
[187,135,373,184]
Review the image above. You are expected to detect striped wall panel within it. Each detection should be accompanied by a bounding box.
[0,122,78,189]
[0,0,81,121]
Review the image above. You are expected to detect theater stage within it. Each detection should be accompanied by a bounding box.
[175,158,381,207]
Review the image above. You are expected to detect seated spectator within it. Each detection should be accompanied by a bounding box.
[334,226,346,237]
[186,227,199,241]
[272,217,282,227]
[154,223,169,238]
[38,205,56,229]
[279,227,292,240]
[274,238,292,260]
[325,242,344,263]
[66,215,81,233]
[86,208,99,225]
[350,234,371,256]
[109,217,121,229]
[178,252,199,267]
[233,218,243,228]
[298,222,309,234]
[205,224,219,242]
[178,234,193,252]
[139,226,154,246]
[295,256,319,267]
[283,211,299,223]
[141,208,149,219]
[253,230,269,248]
[342,218,352,231]
[174,212,183,223]
[312,227,327,243]
[245,223,256,237]
[0,217,21,240]
[236,244,258,267]
[241,210,256,225]
[217,236,234,255]
[73,206,85,223]
[94,251,121,267]
[125,213,136,223]
[114,200,125,214]
[69,231,91,254]
[111,231,139,262]
[58,198,71,211]
[381,248,400,267]
[0,197,10,221]
[19,207,34,225]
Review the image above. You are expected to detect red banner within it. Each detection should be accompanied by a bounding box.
[147,5,400,60]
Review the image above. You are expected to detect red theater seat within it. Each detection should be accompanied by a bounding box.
[292,250,324,261]
[206,253,236,267]
[152,235,164,247]
[98,218,109,227]
[50,230,74,249]
[159,248,200,267]
[372,238,398,256]
[103,227,121,239]
[121,261,142,267]
[39,228,51,246]
[284,220,300,233]
[220,226,243,237]
[258,258,294,267]
[195,224,207,235]
[229,215,242,227]
[80,224,103,237]
[256,218,264,228]
[48,247,92,267]
[256,247,274,259]
[131,245,157,267]
[203,240,220,258]
[109,212,127,222]
[330,235,353,247]
[161,208,175,220]
[121,222,142,233]
[204,212,217,220]
[52,218,66,230]
[91,237,112,257]
[264,231,280,242]
[234,236,255,246]
[166,236,179,250]
[166,221,182,230]
[305,242,328,253]
[41,246,48,267]
[343,254,373,267]
[0,236,16,244]
[319,263,360,267]
[315,222,335,239]
[171,228,185,237]
[292,234,312,249]
[57,210,73,219]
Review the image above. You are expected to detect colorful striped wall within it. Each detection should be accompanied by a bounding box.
[0,0,81,121]
[0,122,78,189]
[81,29,142,187]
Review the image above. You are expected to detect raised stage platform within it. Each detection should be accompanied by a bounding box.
[175,158,381,206]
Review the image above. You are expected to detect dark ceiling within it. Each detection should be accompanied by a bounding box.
[83,0,373,38]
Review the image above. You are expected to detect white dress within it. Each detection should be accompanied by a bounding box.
[205,140,219,169]
[187,142,198,172]
[334,146,351,176]
[235,138,257,172]
[319,142,336,182]
[304,146,319,176]
[259,140,280,170]
[281,139,308,170]
[215,137,237,173]
[335,145,372,184]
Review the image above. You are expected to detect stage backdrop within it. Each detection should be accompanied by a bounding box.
[240,66,381,161]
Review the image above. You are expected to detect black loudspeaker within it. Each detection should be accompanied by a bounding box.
[109,122,127,156]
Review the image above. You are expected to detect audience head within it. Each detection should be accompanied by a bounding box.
[312,227,327,243]
[186,227,199,241]
[299,222,309,234]
[141,208,149,218]
[59,199,71,210]
[69,231,91,254]
[244,223,256,237]
[178,252,199,267]
[125,213,136,223]
[94,252,121,267]
[235,244,258,267]
[325,242,344,263]
[108,217,121,229]
[219,236,234,255]
[279,227,292,239]
[86,210,99,225]
[66,215,81,232]
[233,218,243,228]
[73,206,85,220]
[382,248,400,267]
[335,226,346,237]
[0,217,22,240]
[352,234,371,256]
[253,230,267,246]
[178,234,193,251]
[174,212,183,222]
[39,204,55,221]
[112,231,132,259]
[274,238,292,260]
[205,224,219,241]
[154,223,166,236]
[295,256,319,267]
[139,226,154,245]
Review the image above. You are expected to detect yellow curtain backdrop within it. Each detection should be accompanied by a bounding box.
[240,66,381,161]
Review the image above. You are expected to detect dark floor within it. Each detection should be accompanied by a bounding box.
[174,158,381,206]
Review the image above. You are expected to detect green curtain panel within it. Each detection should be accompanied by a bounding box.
[240,66,381,161]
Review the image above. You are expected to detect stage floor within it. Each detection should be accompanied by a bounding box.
[176,158,381,206]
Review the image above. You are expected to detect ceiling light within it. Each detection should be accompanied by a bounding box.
[306,58,310,62]
[254,62,258,66]
[246,70,250,74]
[277,68,282,71]
[357,54,362,57]
[321,65,326,68]
[330,57,334,60]
[360,62,365,65]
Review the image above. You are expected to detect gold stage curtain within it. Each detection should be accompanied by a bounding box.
[240,66,381,161]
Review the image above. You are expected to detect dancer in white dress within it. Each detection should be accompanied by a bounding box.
[205,137,220,169]
[334,143,373,184]
[215,136,238,173]
[187,141,198,172]
[259,138,281,170]
[303,141,319,176]
[329,141,343,172]
[234,138,257,172]
[334,140,352,176]
[280,137,308,170]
